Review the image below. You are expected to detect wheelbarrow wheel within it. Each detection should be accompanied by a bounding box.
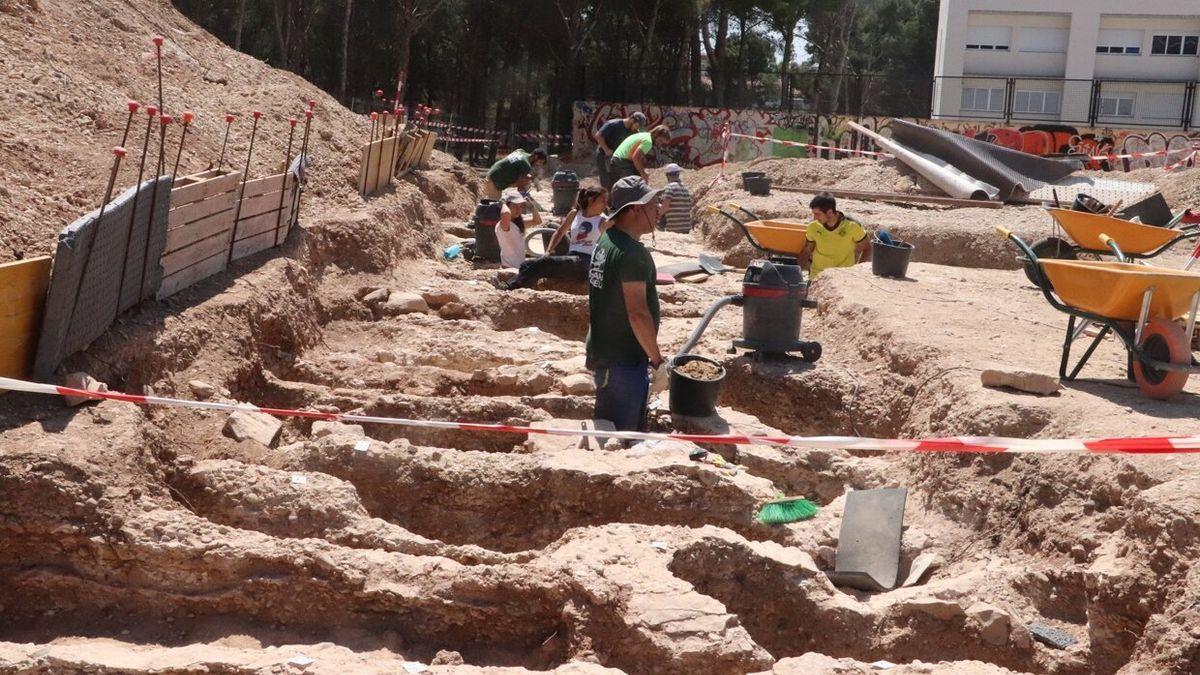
[1133,319,1190,400]
[1023,237,1077,286]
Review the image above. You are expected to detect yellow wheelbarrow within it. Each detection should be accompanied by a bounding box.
[706,203,808,262]
[1001,227,1200,399]
[1022,209,1200,284]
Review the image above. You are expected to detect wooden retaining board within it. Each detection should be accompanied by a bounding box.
[358,135,402,196]
[230,170,298,262]
[0,257,51,386]
[159,170,242,299]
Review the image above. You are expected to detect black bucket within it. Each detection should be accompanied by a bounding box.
[872,239,914,279]
[741,171,772,196]
[669,354,726,417]
[1072,193,1106,214]
[473,199,502,262]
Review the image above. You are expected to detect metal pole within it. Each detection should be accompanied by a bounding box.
[273,118,297,246]
[172,111,194,181]
[64,146,127,343]
[114,105,157,323]
[219,114,235,171]
[140,113,171,297]
[227,110,262,265]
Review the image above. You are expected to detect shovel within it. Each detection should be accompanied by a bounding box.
[699,253,737,275]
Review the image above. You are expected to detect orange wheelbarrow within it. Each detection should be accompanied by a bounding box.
[1001,227,1200,399]
[706,203,808,263]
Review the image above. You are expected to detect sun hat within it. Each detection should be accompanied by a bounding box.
[663,163,682,175]
[609,176,661,219]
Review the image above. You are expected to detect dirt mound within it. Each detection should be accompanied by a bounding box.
[0,0,479,263]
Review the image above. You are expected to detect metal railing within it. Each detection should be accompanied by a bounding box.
[932,75,1199,130]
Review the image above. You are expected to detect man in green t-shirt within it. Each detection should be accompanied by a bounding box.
[586,176,667,432]
[484,148,547,198]
[610,125,671,182]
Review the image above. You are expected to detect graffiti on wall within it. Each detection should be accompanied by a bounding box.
[573,100,1200,171]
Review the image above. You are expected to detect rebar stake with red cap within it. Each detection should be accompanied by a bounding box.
[152,35,165,111]
[66,146,128,342]
[228,110,262,265]
[114,105,158,322]
[140,113,172,296]
[274,118,297,246]
[218,113,235,171]
[121,100,140,147]
[172,111,194,180]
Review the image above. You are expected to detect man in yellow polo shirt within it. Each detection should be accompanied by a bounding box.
[800,193,871,279]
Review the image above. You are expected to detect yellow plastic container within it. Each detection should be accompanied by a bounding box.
[1041,259,1200,321]
[1048,208,1177,255]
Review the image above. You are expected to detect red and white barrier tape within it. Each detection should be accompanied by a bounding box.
[4,375,1200,455]
[1164,150,1198,172]
[1088,144,1200,162]
[728,132,895,158]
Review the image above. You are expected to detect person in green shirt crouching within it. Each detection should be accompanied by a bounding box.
[586,176,668,432]
[484,148,547,199]
[609,126,671,182]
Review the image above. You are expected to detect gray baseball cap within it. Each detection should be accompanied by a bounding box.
[609,176,661,219]
[630,112,648,126]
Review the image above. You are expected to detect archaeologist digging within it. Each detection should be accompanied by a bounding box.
[594,112,647,190]
[586,177,668,432]
[609,125,671,183]
[502,187,609,290]
[484,148,547,199]
[801,193,871,279]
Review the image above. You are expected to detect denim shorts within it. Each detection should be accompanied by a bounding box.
[592,360,650,432]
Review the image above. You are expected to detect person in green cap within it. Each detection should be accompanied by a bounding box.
[609,125,671,182]
[484,148,547,199]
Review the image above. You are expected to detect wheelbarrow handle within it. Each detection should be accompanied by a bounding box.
[707,204,768,254]
[1098,233,1128,263]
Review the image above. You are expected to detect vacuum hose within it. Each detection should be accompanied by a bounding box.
[675,294,743,359]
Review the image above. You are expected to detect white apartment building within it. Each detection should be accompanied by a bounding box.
[933,0,1200,128]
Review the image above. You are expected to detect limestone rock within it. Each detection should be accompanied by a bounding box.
[967,602,1011,646]
[62,372,108,407]
[899,597,965,620]
[376,350,397,363]
[560,373,595,395]
[980,367,1061,396]
[223,411,283,447]
[382,292,429,315]
[312,421,365,439]
[437,302,470,320]
[360,288,389,305]
[188,380,217,400]
[421,290,460,309]
[430,650,464,666]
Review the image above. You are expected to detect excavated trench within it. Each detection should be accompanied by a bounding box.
[5,191,1199,674]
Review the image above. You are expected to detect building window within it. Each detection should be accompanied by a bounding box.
[1098,93,1135,118]
[1143,93,1186,120]
[1097,29,1144,55]
[966,26,1011,52]
[1151,34,1199,56]
[1014,90,1061,115]
[961,87,1005,112]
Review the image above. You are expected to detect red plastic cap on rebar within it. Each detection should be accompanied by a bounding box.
[252,110,262,119]
[113,146,127,157]
[152,35,164,47]
[308,99,317,109]
[127,100,140,113]
[161,114,173,126]
[289,118,298,128]
[225,113,235,123]
[375,89,384,97]
[370,112,378,120]
[182,111,195,125]
[146,105,158,117]
[305,110,314,119]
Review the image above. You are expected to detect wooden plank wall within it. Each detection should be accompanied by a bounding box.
[158,169,242,299]
[0,257,51,386]
[357,129,439,196]
[229,171,298,262]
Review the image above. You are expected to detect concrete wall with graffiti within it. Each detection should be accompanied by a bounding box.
[573,100,1200,171]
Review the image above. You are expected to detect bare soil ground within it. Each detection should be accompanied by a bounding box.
[4,2,1200,674]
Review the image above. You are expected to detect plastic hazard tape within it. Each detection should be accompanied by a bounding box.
[1088,144,1200,162]
[1164,150,1198,172]
[729,132,895,158]
[4,375,1200,454]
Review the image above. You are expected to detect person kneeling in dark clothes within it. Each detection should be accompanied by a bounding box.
[502,187,609,290]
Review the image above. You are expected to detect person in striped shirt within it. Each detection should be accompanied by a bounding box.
[659,164,693,233]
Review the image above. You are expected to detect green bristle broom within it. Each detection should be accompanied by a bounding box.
[756,496,819,524]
